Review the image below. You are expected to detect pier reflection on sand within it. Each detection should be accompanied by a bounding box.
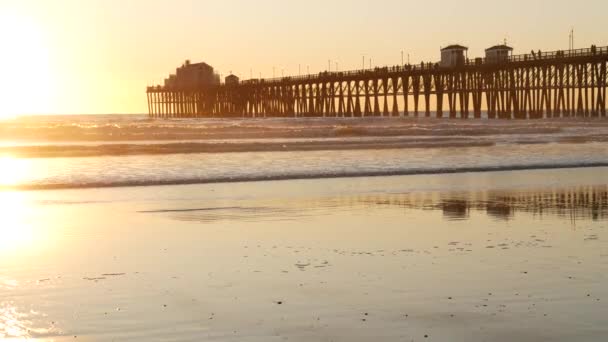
[163,185,608,224]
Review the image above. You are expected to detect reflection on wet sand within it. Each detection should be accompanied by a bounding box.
[0,192,35,253]
[0,303,54,340]
[163,185,608,223]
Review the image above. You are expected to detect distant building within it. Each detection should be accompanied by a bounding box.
[164,74,176,88]
[440,44,468,68]
[225,74,240,85]
[485,45,513,63]
[164,60,220,89]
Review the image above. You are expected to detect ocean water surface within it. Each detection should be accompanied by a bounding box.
[0,115,607,189]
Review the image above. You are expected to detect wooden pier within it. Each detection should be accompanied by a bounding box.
[147,46,608,119]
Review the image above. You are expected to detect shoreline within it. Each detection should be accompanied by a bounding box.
[3,163,608,192]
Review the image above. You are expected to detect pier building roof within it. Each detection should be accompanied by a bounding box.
[441,44,468,51]
[486,44,513,52]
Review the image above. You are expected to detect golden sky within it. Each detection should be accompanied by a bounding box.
[0,0,606,116]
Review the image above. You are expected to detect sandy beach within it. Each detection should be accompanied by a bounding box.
[2,167,607,341]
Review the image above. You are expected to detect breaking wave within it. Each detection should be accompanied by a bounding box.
[4,162,608,191]
[1,114,607,158]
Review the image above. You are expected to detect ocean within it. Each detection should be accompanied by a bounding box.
[1,114,608,190]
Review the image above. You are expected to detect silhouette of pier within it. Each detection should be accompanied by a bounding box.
[147,45,608,119]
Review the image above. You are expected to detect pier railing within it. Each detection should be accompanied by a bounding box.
[236,46,608,86]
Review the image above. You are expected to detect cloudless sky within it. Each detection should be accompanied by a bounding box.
[0,0,606,115]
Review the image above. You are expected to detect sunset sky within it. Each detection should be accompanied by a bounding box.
[0,0,606,116]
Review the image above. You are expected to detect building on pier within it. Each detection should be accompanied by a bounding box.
[164,60,220,88]
[440,44,468,68]
[164,74,177,88]
[225,74,240,86]
[485,44,513,63]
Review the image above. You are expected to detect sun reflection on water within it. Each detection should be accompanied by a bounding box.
[0,162,54,340]
[0,303,53,340]
[0,304,30,339]
[0,191,34,254]
[0,157,28,188]
[0,156,35,254]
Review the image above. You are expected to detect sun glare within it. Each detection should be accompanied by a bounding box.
[0,191,32,254]
[0,158,33,252]
[0,157,28,188]
[0,11,54,118]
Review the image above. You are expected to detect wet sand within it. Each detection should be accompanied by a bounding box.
[1,167,608,341]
